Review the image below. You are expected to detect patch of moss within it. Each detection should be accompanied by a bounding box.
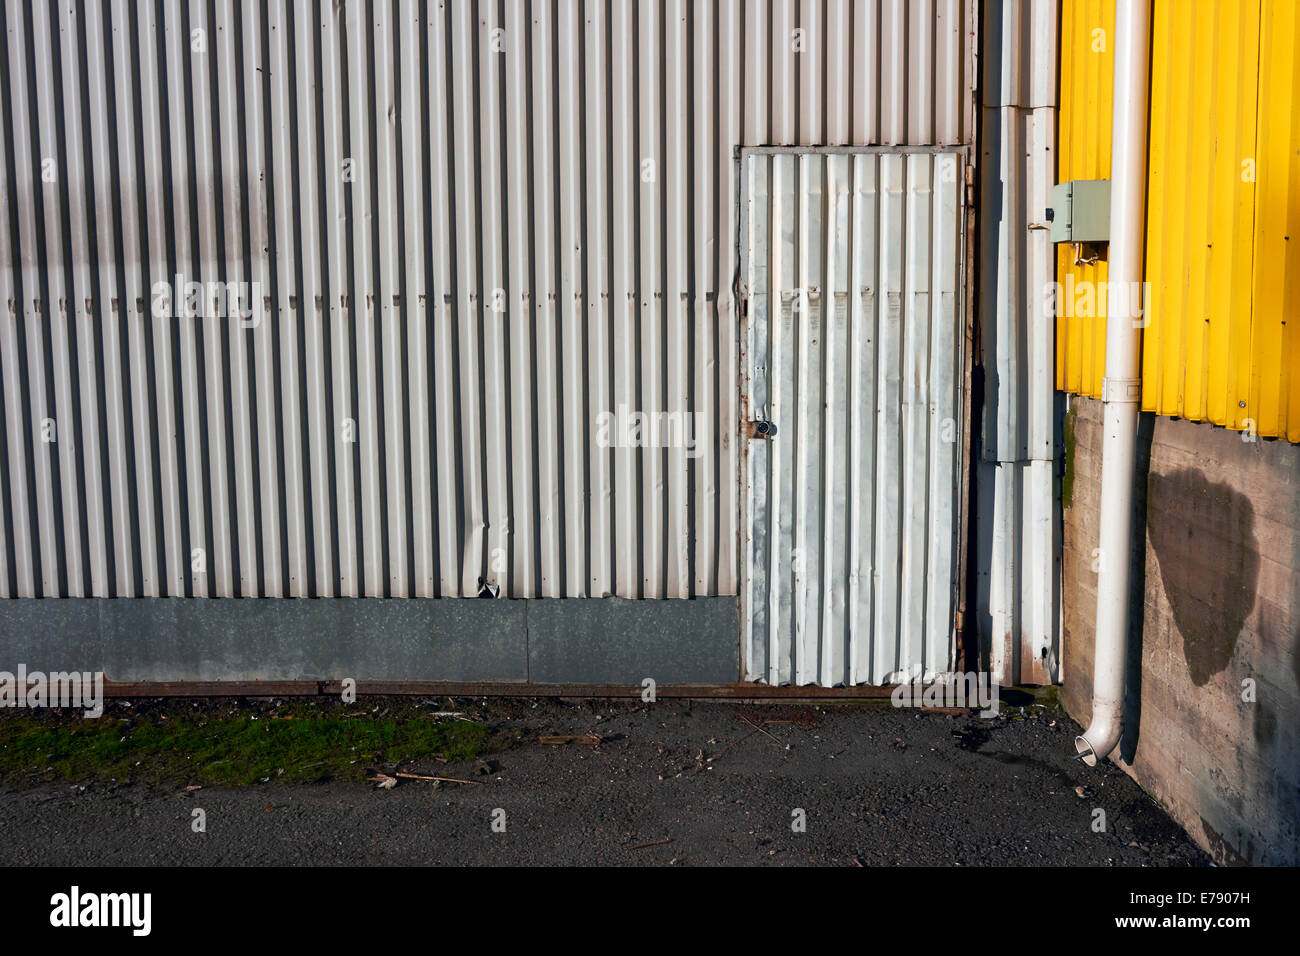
[1034,684,1065,714]
[0,704,491,787]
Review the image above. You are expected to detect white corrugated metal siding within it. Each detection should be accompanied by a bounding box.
[740,148,966,686]
[0,0,975,604]
[975,0,1061,685]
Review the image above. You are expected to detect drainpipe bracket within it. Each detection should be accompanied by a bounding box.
[1101,377,1142,404]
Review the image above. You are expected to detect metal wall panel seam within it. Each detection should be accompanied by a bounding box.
[294,0,334,598]
[374,0,408,598]
[826,0,850,144]
[88,0,136,597]
[6,1,60,597]
[822,153,851,685]
[31,1,85,598]
[504,0,535,598]
[927,153,961,676]
[268,0,308,598]
[692,0,717,597]
[319,2,352,597]
[900,154,932,679]
[907,0,935,142]
[214,0,256,598]
[478,0,510,599]
[346,0,383,598]
[611,0,638,600]
[718,0,742,598]
[637,0,664,599]
[399,0,432,598]
[848,152,879,683]
[162,0,208,599]
[793,152,823,685]
[137,0,183,597]
[558,0,587,599]
[532,1,561,599]
[426,0,460,599]
[739,150,769,683]
[242,4,283,599]
[189,0,234,598]
[587,0,613,599]
[665,0,690,600]
[0,41,31,596]
[770,153,795,684]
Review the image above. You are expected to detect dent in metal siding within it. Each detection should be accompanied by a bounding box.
[740,149,966,687]
[0,0,975,600]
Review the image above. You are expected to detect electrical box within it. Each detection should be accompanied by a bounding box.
[1048,179,1111,243]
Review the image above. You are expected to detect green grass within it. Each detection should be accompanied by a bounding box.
[0,704,492,787]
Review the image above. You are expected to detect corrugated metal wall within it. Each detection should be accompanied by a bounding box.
[1056,0,1300,444]
[740,148,965,686]
[1144,0,1300,442]
[975,0,1061,687]
[1247,0,1300,441]
[0,0,976,602]
[1054,0,1113,400]
[1143,0,1259,433]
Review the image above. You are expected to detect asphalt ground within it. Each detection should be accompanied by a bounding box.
[0,696,1209,866]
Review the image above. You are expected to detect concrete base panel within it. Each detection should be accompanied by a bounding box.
[0,598,740,686]
[1061,396,1300,866]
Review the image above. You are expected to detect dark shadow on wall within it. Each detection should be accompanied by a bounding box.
[1107,414,1294,862]
[964,364,986,676]
[1119,413,1155,763]
[1146,468,1260,689]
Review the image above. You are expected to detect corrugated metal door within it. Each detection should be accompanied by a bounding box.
[739,148,966,687]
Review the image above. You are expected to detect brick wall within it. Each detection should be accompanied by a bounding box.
[1062,396,1300,865]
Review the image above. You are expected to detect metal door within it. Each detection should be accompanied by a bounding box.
[739,148,967,686]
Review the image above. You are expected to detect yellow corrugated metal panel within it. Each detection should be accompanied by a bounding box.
[1143,0,1259,431]
[1055,0,1114,398]
[1251,0,1300,442]
[1058,0,1300,442]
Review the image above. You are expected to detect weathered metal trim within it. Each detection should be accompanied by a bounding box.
[96,680,906,700]
[974,0,1062,686]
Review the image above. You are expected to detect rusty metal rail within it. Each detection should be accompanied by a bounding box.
[101,680,903,700]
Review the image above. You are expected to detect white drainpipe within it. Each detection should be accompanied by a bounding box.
[1075,0,1151,767]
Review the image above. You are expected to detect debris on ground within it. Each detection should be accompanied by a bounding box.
[539,733,603,746]
[394,772,481,785]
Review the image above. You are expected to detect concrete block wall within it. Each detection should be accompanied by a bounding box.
[1062,396,1300,865]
